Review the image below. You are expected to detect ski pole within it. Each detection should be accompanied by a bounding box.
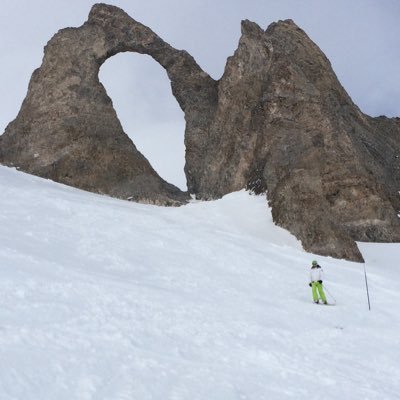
[322,284,337,305]
[363,263,371,311]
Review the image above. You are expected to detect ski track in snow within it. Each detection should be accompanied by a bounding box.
[1,166,400,400]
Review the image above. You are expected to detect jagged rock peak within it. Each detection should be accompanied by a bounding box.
[185,13,400,262]
[265,18,302,33]
[240,19,264,35]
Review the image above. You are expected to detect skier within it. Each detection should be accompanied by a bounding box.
[309,260,328,304]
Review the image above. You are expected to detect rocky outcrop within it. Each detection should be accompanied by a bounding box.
[0,4,191,205]
[184,19,400,262]
[1,4,399,261]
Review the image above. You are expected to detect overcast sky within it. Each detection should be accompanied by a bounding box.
[1,0,399,188]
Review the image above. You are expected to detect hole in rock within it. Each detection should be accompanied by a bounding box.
[99,53,187,190]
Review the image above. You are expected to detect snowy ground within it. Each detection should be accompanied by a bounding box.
[1,166,399,400]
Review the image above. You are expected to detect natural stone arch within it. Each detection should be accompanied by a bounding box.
[1,3,400,262]
[0,3,210,205]
[85,3,219,196]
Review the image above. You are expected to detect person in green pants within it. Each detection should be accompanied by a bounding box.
[309,260,328,304]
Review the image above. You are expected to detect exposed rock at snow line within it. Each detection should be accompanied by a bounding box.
[184,19,400,262]
[0,4,190,205]
[1,4,400,261]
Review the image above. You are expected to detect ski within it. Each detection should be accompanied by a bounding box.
[314,302,335,306]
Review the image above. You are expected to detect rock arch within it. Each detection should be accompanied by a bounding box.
[1,3,400,261]
[0,3,205,205]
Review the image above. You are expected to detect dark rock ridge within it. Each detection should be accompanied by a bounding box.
[1,4,400,261]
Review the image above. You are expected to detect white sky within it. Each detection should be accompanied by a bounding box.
[1,0,399,188]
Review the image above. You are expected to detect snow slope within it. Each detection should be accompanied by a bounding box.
[1,166,399,400]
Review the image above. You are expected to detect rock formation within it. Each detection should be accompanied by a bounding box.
[0,4,190,205]
[1,3,400,261]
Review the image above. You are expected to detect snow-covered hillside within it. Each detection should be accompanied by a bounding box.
[1,166,399,400]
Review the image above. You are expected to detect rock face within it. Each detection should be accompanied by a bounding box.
[184,19,400,261]
[0,4,190,205]
[1,4,400,261]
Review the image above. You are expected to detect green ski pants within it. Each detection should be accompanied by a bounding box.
[311,281,327,303]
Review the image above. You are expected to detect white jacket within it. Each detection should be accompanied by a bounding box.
[310,266,323,282]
